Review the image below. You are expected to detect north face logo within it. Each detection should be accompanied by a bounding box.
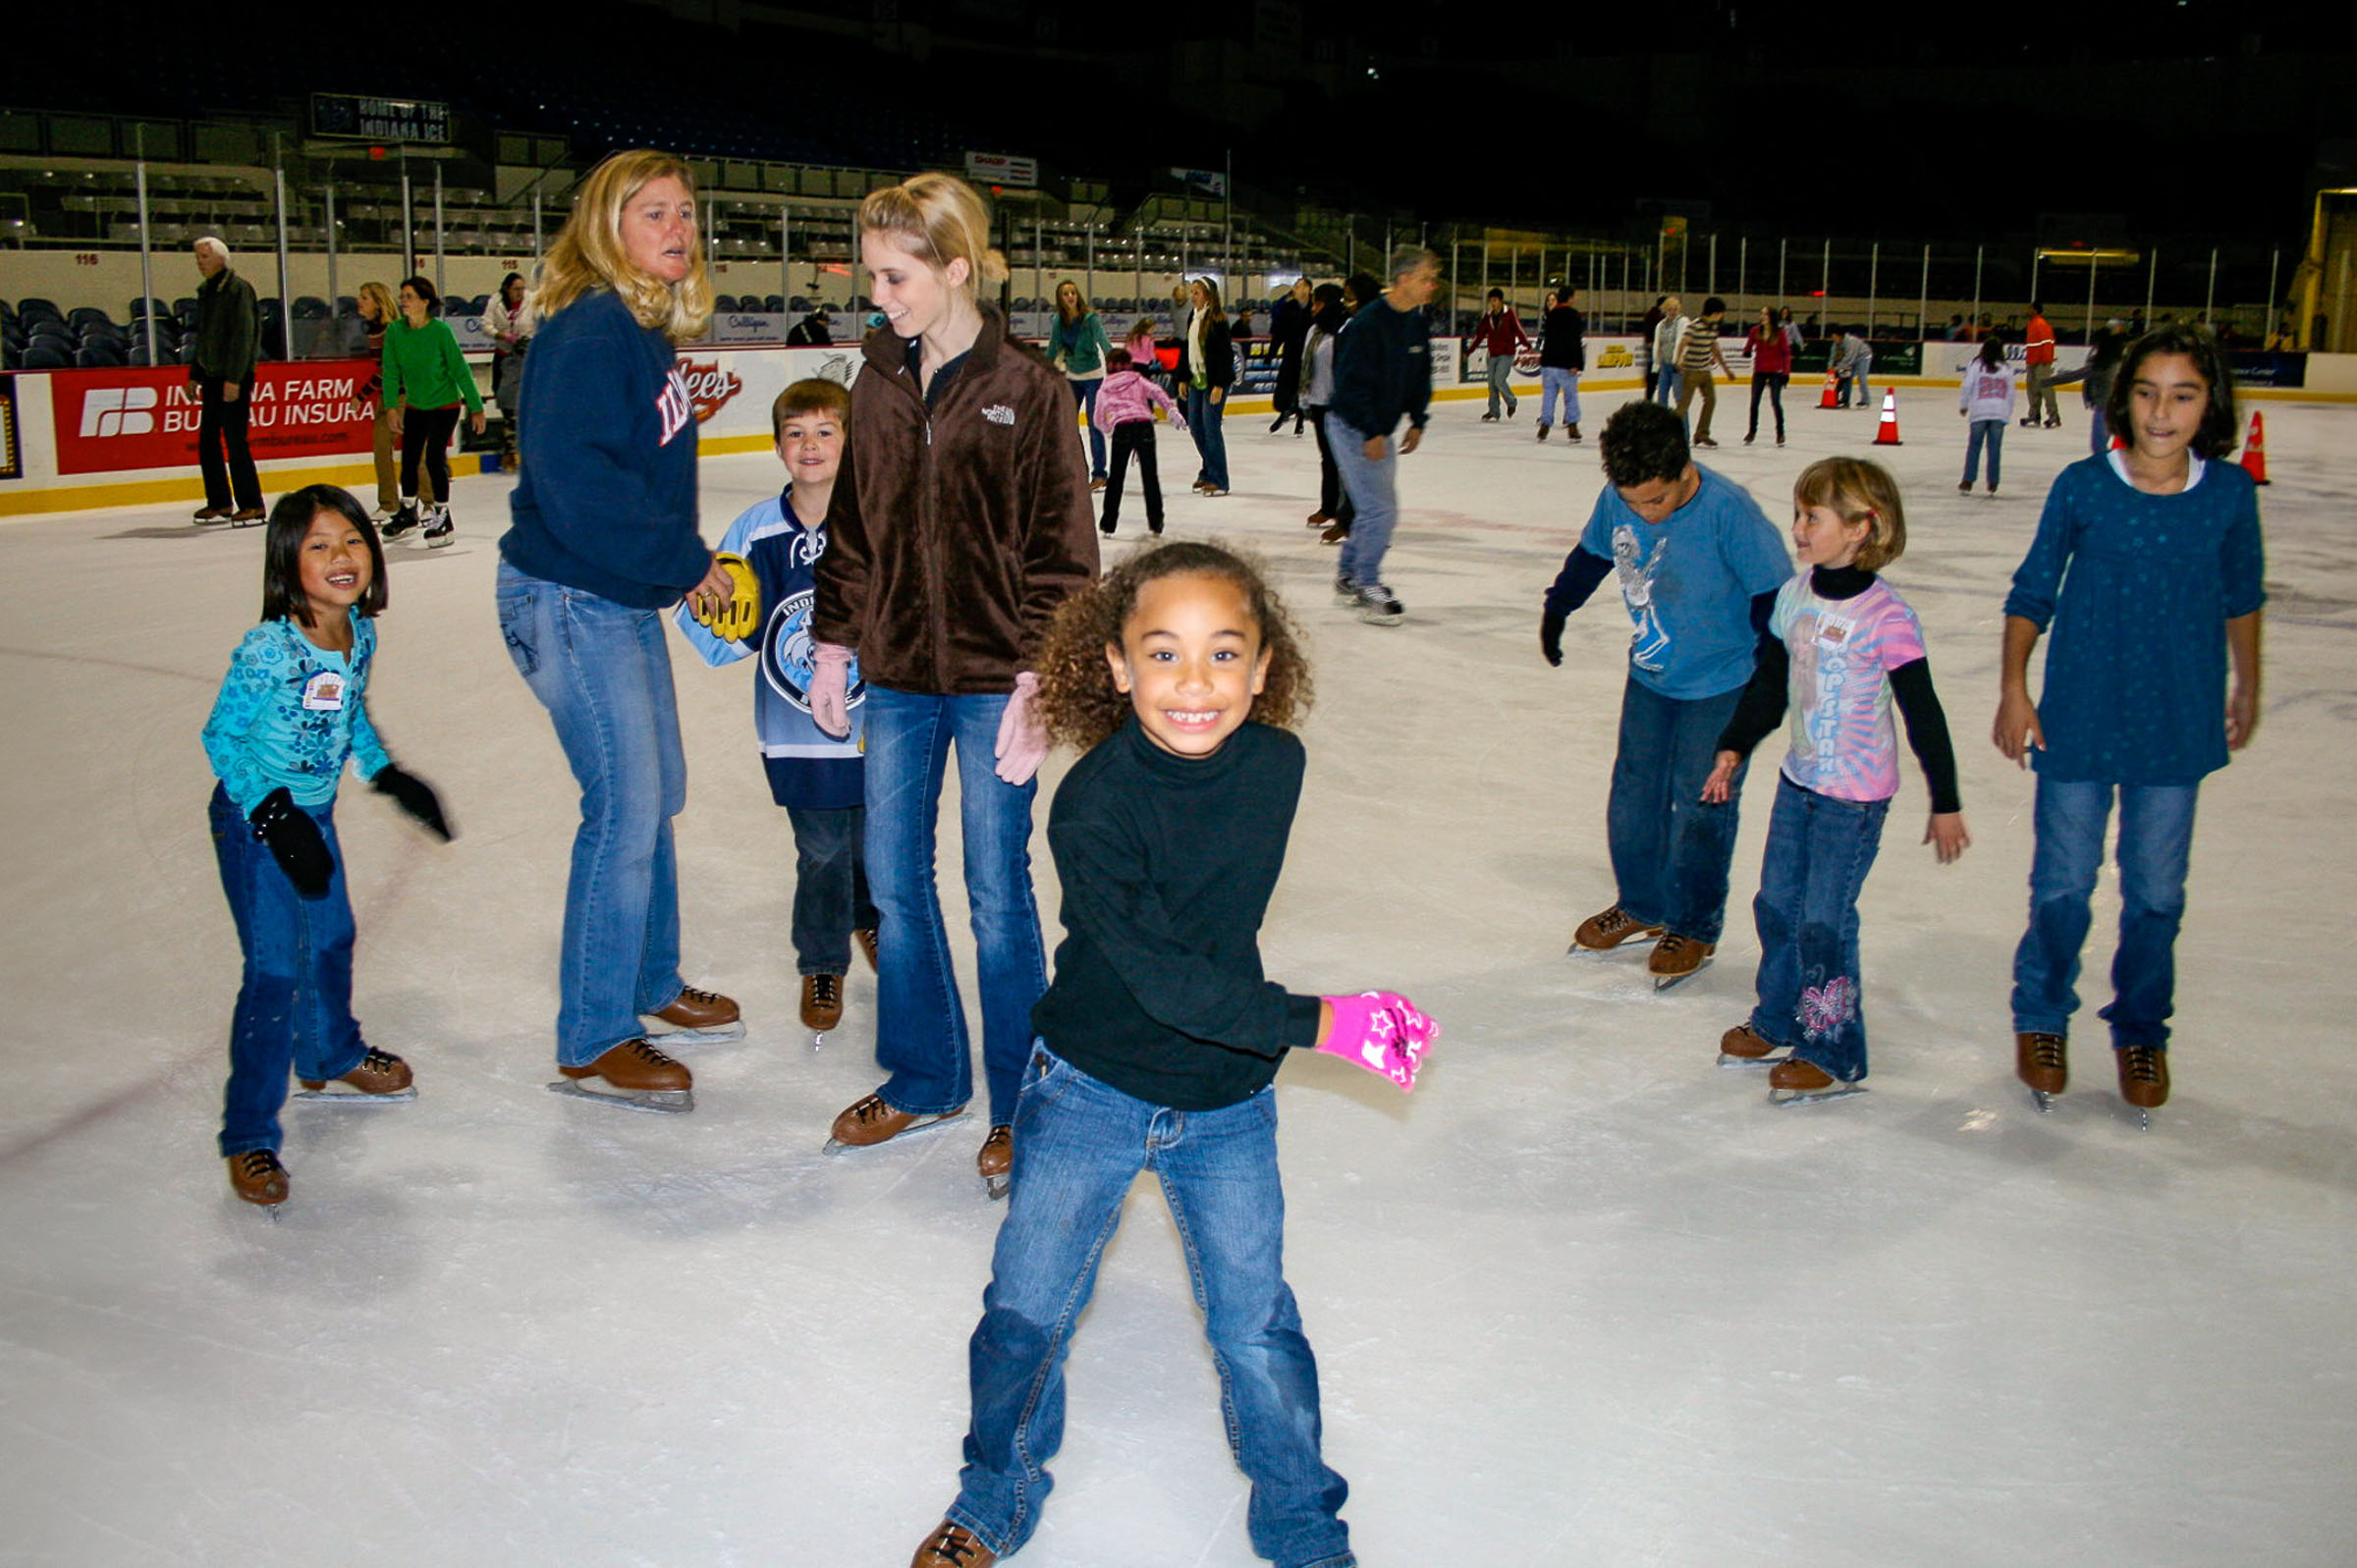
[982,404,1015,425]
[81,387,159,438]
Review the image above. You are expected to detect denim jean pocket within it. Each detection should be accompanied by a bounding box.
[496,593,538,678]
[1014,1044,1080,1122]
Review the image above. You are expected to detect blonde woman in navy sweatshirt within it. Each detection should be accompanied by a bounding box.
[496,149,744,1114]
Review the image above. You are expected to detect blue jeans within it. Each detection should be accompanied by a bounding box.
[209,784,367,1157]
[1485,352,1518,416]
[1746,776,1890,1081]
[1653,365,1681,406]
[2011,778,2200,1051]
[1184,384,1229,490]
[1964,418,2005,487]
[862,685,1047,1125]
[1608,676,1748,943]
[948,1046,1354,1568]
[2088,406,2110,457]
[496,564,689,1067]
[1326,412,1398,590]
[1069,376,1107,478]
[785,804,876,976]
[1540,366,1581,427]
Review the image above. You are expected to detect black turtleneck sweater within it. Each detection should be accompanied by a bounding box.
[1716,564,1962,813]
[1031,717,1326,1110]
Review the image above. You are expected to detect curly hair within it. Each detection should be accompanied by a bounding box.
[1034,539,1312,755]
[1599,399,1691,488]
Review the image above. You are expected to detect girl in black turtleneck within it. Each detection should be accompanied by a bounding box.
[1700,459,1969,1105]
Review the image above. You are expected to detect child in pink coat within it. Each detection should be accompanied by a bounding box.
[1093,347,1185,536]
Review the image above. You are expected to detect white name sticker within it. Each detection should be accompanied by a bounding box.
[301,671,347,711]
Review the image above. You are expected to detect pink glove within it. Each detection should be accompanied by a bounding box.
[994,671,1049,785]
[1316,992,1438,1092]
[810,642,853,739]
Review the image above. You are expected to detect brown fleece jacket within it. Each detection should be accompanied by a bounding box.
[812,305,1100,694]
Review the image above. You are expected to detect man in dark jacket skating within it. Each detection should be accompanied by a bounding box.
[1327,245,1440,626]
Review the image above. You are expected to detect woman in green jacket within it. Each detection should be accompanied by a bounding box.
[382,275,486,547]
[1048,279,1113,488]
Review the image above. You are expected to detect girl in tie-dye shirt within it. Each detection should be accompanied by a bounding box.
[1702,459,1970,1101]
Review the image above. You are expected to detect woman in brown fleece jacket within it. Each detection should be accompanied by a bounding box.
[809,173,1099,1194]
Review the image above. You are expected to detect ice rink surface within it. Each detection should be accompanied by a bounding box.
[3,382,2353,1566]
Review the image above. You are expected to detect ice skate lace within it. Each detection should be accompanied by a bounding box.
[357,1048,403,1075]
[920,1524,990,1565]
[675,986,727,1008]
[807,974,841,1007]
[620,1039,683,1070]
[2119,1047,2165,1086]
[1655,933,1697,959]
[235,1150,285,1179]
[2026,1034,2066,1073]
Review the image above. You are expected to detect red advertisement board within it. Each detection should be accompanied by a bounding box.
[48,360,377,475]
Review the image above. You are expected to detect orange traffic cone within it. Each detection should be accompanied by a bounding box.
[2240,410,2270,484]
[1816,366,1841,408]
[1873,391,1902,446]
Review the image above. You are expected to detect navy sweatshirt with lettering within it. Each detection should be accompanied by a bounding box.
[501,289,709,609]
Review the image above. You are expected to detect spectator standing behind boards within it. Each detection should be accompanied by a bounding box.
[1475,287,1532,421]
[1955,335,2017,497]
[1743,305,1792,447]
[1652,296,1688,406]
[485,271,534,473]
[1675,296,1733,447]
[1327,245,1440,627]
[787,306,834,346]
[1537,285,1587,443]
[2021,301,2059,427]
[189,237,264,526]
[379,276,486,549]
[345,282,402,522]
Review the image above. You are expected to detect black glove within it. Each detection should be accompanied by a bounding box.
[249,787,334,897]
[1540,612,1566,669]
[371,763,453,841]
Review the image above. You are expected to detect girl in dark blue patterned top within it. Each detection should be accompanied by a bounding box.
[201,485,450,1207]
[1993,328,2265,1123]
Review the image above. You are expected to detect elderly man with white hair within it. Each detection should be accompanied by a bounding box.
[190,236,263,524]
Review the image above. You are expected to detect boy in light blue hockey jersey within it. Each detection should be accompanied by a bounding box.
[676,379,875,1033]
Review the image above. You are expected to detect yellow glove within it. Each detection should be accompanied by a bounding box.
[692,552,760,643]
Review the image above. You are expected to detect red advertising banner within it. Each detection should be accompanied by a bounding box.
[48,360,377,475]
